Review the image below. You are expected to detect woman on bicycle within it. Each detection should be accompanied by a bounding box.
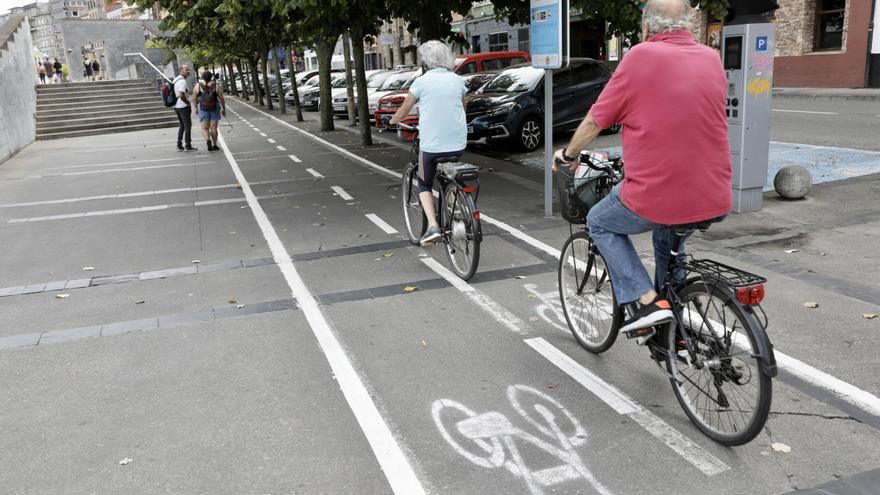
[389,40,468,245]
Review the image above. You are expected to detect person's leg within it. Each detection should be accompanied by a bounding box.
[183,109,193,148]
[653,228,690,292]
[418,151,439,227]
[175,108,185,149]
[199,114,211,148]
[209,120,220,149]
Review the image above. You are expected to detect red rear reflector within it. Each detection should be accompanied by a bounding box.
[462,187,476,193]
[472,210,480,221]
[736,284,765,305]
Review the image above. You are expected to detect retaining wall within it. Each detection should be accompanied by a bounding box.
[0,14,37,165]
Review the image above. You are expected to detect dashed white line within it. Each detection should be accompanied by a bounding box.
[306,168,324,178]
[330,186,354,201]
[215,132,426,495]
[260,132,268,137]
[772,109,837,115]
[267,138,277,144]
[276,145,287,151]
[525,337,730,476]
[0,183,237,208]
[289,154,302,163]
[253,128,261,132]
[365,213,398,234]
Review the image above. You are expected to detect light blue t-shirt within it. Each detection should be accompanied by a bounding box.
[409,68,467,153]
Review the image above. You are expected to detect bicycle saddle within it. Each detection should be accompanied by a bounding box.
[438,162,480,181]
[670,216,726,235]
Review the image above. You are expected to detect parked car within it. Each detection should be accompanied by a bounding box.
[454,51,530,74]
[298,73,346,110]
[330,69,399,118]
[285,70,343,106]
[366,69,421,122]
[374,71,499,128]
[464,58,615,151]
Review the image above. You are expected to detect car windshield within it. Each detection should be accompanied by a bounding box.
[331,76,348,88]
[464,73,496,93]
[481,67,543,93]
[378,70,418,91]
[367,71,395,88]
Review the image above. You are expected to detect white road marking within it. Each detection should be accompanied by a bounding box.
[306,168,324,178]
[772,109,837,115]
[289,154,302,163]
[330,186,354,201]
[365,213,398,234]
[525,337,730,476]
[46,156,189,171]
[421,258,527,334]
[13,161,217,179]
[267,138,277,144]
[253,128,261,132]
[215,132,426,495]
[276,145,287,151]
[233,99,880,420]
[0,183,237,208]
[260,133,268,137]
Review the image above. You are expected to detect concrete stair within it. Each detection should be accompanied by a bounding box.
[36,79,179,140]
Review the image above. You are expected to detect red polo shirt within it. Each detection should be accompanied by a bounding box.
[590,29,732,225]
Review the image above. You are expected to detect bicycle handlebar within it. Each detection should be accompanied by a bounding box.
[397,123,417,132]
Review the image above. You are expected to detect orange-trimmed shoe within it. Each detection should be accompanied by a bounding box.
[620,296,674,333]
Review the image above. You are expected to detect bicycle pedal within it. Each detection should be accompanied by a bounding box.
[624,327,655,340]
[635,331,656,346]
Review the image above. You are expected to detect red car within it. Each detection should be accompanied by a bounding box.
[453,51,530,74]
[374,71,500,129]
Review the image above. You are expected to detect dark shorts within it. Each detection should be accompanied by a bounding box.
[418,149,464,193]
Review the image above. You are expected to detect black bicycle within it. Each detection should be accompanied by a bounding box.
[556,152,777,446]
[397,123,482,280]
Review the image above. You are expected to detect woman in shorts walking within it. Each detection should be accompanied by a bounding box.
[191,70,226,151]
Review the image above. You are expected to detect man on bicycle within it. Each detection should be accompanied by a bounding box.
[390,40,468,246]
[553,0,732,334]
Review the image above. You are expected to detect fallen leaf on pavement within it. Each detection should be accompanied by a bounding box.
[421,340,427,347]
[528,316,540,322]
[229,231,236,234]
[119,458,133,465]
[191,260,201,264]
[515,275,526,279]
[404,287,417,293]
[770,442,792,453]
[135,300,145,305]
[229,299,238,304]
[235,184,242,189]
[82,266,95,271]
[864,313,879,320]
[359,233,369,238]
[236,304,244,309]
[803,302,819,309]
[383,253,394,258]
[527,294,536,299]
[55,294,69,299]
[548,384,557,389]
[784,249,799,254]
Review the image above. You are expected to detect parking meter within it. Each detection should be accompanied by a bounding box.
[723,1,778,213]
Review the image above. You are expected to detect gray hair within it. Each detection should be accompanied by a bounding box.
[418,40,455,71]
[642,0,693,37]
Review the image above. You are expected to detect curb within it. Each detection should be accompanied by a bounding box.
[772,91,880,102]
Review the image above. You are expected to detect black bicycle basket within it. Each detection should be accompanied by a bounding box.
[556,153,620,224]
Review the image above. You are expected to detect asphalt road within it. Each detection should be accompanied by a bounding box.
[0,97,878,494]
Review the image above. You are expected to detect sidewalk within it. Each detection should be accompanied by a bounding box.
[773,87,880,101]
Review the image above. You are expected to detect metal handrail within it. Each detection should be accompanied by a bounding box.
[123,52,172,82]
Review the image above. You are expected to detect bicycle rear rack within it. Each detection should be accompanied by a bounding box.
[680,257,766,288]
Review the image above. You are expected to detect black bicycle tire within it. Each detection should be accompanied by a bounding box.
[666,282,773,446]
[443,186,480,280]
[401,164,426,245]
[557,231,621,353]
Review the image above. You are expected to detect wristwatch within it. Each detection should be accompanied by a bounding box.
[561,146,577,162]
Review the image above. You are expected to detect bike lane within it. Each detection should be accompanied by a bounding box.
[222,100,880,494]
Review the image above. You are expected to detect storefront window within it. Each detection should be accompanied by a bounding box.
[489,32,508,52]
[815,0,845,50]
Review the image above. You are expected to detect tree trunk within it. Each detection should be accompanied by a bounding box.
[226,62,238,96]
[261,51,273,111]
[272,46,286,114]
[237,59,249,99]
[315,36,335,132]
[342,32,357,126]
[250,57,263,106]
[351,28,373,146]
[288,45,304,122]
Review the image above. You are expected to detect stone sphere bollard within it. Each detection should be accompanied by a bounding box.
[774,165,812,200]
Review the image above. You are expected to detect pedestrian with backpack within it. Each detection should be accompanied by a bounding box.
[91,59,101,81]
[170,64,197,151]
[84,58,93,81]
[38,63,46,84]
[53,58,63,83]
[43,58,54,84]
[191,70,226,151]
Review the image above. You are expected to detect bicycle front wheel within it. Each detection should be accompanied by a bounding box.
[558,232,621,353]
[666,282,772,446]
[402,163,426,245]
[442,185,480,280]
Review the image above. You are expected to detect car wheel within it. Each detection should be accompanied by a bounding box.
[517,116,543,152]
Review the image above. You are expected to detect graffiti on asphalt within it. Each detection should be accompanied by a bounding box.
[432,384,613,495]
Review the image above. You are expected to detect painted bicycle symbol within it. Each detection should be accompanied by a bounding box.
[525,283,615,336]
[432,385,613,495]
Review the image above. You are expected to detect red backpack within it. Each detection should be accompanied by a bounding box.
[199,82,218,111]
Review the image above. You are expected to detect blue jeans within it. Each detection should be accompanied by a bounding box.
[586,185,688,304]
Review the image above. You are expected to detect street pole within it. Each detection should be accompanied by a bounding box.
[544,70,553,217]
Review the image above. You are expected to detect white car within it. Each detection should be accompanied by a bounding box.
[366,69,421,121]
[330,70,400,118]
[296,74,346,110]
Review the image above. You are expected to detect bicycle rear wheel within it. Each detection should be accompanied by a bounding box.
[402,163,426,245]
[666,282,772,446]
[442,185,480,280]
[558,232,621,353]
